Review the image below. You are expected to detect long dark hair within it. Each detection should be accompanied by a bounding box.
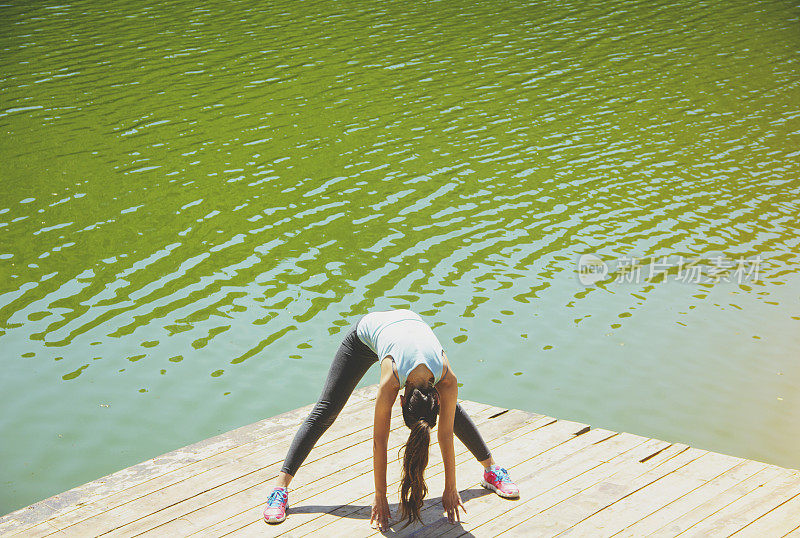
[398,384,439,528]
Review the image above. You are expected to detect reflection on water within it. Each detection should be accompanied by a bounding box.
[1,0,799,514]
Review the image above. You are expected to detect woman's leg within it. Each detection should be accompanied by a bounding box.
[454,403,519,498]
[453,403,495,467]
[275,324,377,486]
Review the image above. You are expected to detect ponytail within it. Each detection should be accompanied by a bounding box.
[398,384,439,528]
[399,420,430,527]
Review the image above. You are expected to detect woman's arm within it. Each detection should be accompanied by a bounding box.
[436,362,458,490]
[373,358,398,493]
[436,354,466,522]
[371,357,399,530]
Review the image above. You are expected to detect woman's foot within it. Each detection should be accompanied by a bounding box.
[263,486,289,523]
[481,465,520,498]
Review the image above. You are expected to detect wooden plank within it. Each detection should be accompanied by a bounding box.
[485,445,704,536]
[402,424,620,538]
[676,468,800,537]
[453,436,685,537]
[611,458,769,537]
[97,400,416,537]
[272,405,528,537]
[5,385,379,537]
[301,411,555,537]
[5,401,318,537]
[279,404,516,537]
[139,401,498,536]
[5,385,378,535]
[435,432,672,537]
[191,402,510,535]
[378,416,578,537]
[781,523,800,537]
[11,396,314,538]
[273,412,550,537]
[35,388,385,537]
[212,406,529,536]
[554,450,745,536]
[731,491,800,537]
[54,398,378,535]
[0,520,66,537]
[5,384,799,538]
[647,464,791,537]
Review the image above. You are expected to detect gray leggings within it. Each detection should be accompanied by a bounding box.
[280,320,493,477]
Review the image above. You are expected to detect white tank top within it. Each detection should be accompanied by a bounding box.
[356,309,445,386]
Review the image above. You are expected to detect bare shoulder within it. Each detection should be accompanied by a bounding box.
[374,358,398,441]
[377,356,400,395]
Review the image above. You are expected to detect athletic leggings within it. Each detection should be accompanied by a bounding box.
[280,320,493,477]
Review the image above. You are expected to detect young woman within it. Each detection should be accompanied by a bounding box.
[263,309,519,530]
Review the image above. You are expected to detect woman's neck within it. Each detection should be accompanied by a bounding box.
[406,363,435,388]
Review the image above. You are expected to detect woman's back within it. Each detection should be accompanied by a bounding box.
[356,309,445,385]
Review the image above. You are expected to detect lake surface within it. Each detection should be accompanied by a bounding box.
[1,0,799,515]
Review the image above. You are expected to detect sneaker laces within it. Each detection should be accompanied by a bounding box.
[267,488,287,507]
[494,467,511,483]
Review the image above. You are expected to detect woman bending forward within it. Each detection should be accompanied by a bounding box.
[262,309,520,530]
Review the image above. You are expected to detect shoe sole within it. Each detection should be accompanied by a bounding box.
[481,479,520,499]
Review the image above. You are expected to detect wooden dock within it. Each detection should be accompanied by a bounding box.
[2,385,799,537]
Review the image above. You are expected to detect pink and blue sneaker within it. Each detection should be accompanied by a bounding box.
[481,465,520,498]
[263,486,289,523]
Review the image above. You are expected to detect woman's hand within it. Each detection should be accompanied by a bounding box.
[370,493,392,531]
[442,486,467,524]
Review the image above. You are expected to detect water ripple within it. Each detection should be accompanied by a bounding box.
[1,0,799,514]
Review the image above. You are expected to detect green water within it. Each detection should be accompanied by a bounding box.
[1,0,799,515]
